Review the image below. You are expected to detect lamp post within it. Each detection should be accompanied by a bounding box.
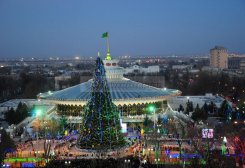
[35,109,42,139]
[148,104,163,167]
[155,158,160,167]
[221,136,228,155]
[65,161,71,166]
[148,105,156,130]
[34,108,42,160]
[124,159,130,168]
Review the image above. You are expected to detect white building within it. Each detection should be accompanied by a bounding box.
[168,93,230,112]
[124,65,160,74]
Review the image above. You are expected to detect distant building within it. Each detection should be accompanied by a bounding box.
[172,65,192,70]
[55,75,71,90]
[124,65,160,74]
[240,60,245,70]
[210,46,228,69]
[228,54,245,69]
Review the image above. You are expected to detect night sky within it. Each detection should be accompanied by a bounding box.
[0,0,245,58]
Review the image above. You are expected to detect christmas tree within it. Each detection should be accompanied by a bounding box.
[78,56,125,150]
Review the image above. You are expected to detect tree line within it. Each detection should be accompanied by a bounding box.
[177,100,244,122]
[165,70,245,102]
[5,102,30,125]
[0,73,54,101]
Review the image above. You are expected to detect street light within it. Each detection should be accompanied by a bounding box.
[223,136,227,143]
[155,158,160,162]
[222,136,228,155]
[148,105,156,129]
[36,109,42,117]
[65,160,71,165]
[124,159,130,168]
[155,158,160,167]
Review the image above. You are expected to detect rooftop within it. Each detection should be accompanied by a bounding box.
[40,78,179,101]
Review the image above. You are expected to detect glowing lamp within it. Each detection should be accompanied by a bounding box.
[36,109,42,116]
[223,136,227,143]
[148,105,155,113]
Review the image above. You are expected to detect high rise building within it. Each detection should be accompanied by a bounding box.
[210,46,228,69]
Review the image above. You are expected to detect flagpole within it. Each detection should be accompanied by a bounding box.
[106,33,110,54]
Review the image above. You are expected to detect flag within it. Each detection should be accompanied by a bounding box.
[102,32,108,38]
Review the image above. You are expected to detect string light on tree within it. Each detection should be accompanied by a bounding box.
[78,53,125,150]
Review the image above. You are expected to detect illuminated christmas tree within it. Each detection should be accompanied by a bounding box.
[78,56,125,150]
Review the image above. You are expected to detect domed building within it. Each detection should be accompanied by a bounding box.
[39,51,181,123]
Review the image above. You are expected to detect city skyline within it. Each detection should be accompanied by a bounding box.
[0,0,245,58]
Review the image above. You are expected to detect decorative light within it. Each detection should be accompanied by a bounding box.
[223,136,227,143]
[36,109,42,116]
[148,105,155,113]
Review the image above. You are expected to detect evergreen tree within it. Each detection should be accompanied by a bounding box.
[208,101,216,114]
[203,102,208,113]
[185,100,193,114]
[78,57,125,150]
[178,104,184,112]
[192,104,208,122]
[219,100,228,117]
[5,102,29,125]
[189,101,194,112]
[200,106,208,121]
[192,104,200,121]
[16,102,29,123]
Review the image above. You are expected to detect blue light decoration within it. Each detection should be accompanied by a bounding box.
[4,148,15,153]
[21,163,35,168]
[169,153,202,159]
[166,149,170,155]
[225,105,233,122]
[73,130,78,135]
[162,115,168,124]
[57,131,61,140]
[236,110,241,120]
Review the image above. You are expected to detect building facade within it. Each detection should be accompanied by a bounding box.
[39,54,181,123]
[228,54,245,69]
[124,65,160,74]
[210,46,228,69]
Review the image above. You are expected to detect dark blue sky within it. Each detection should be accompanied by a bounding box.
[0,0,245,58]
